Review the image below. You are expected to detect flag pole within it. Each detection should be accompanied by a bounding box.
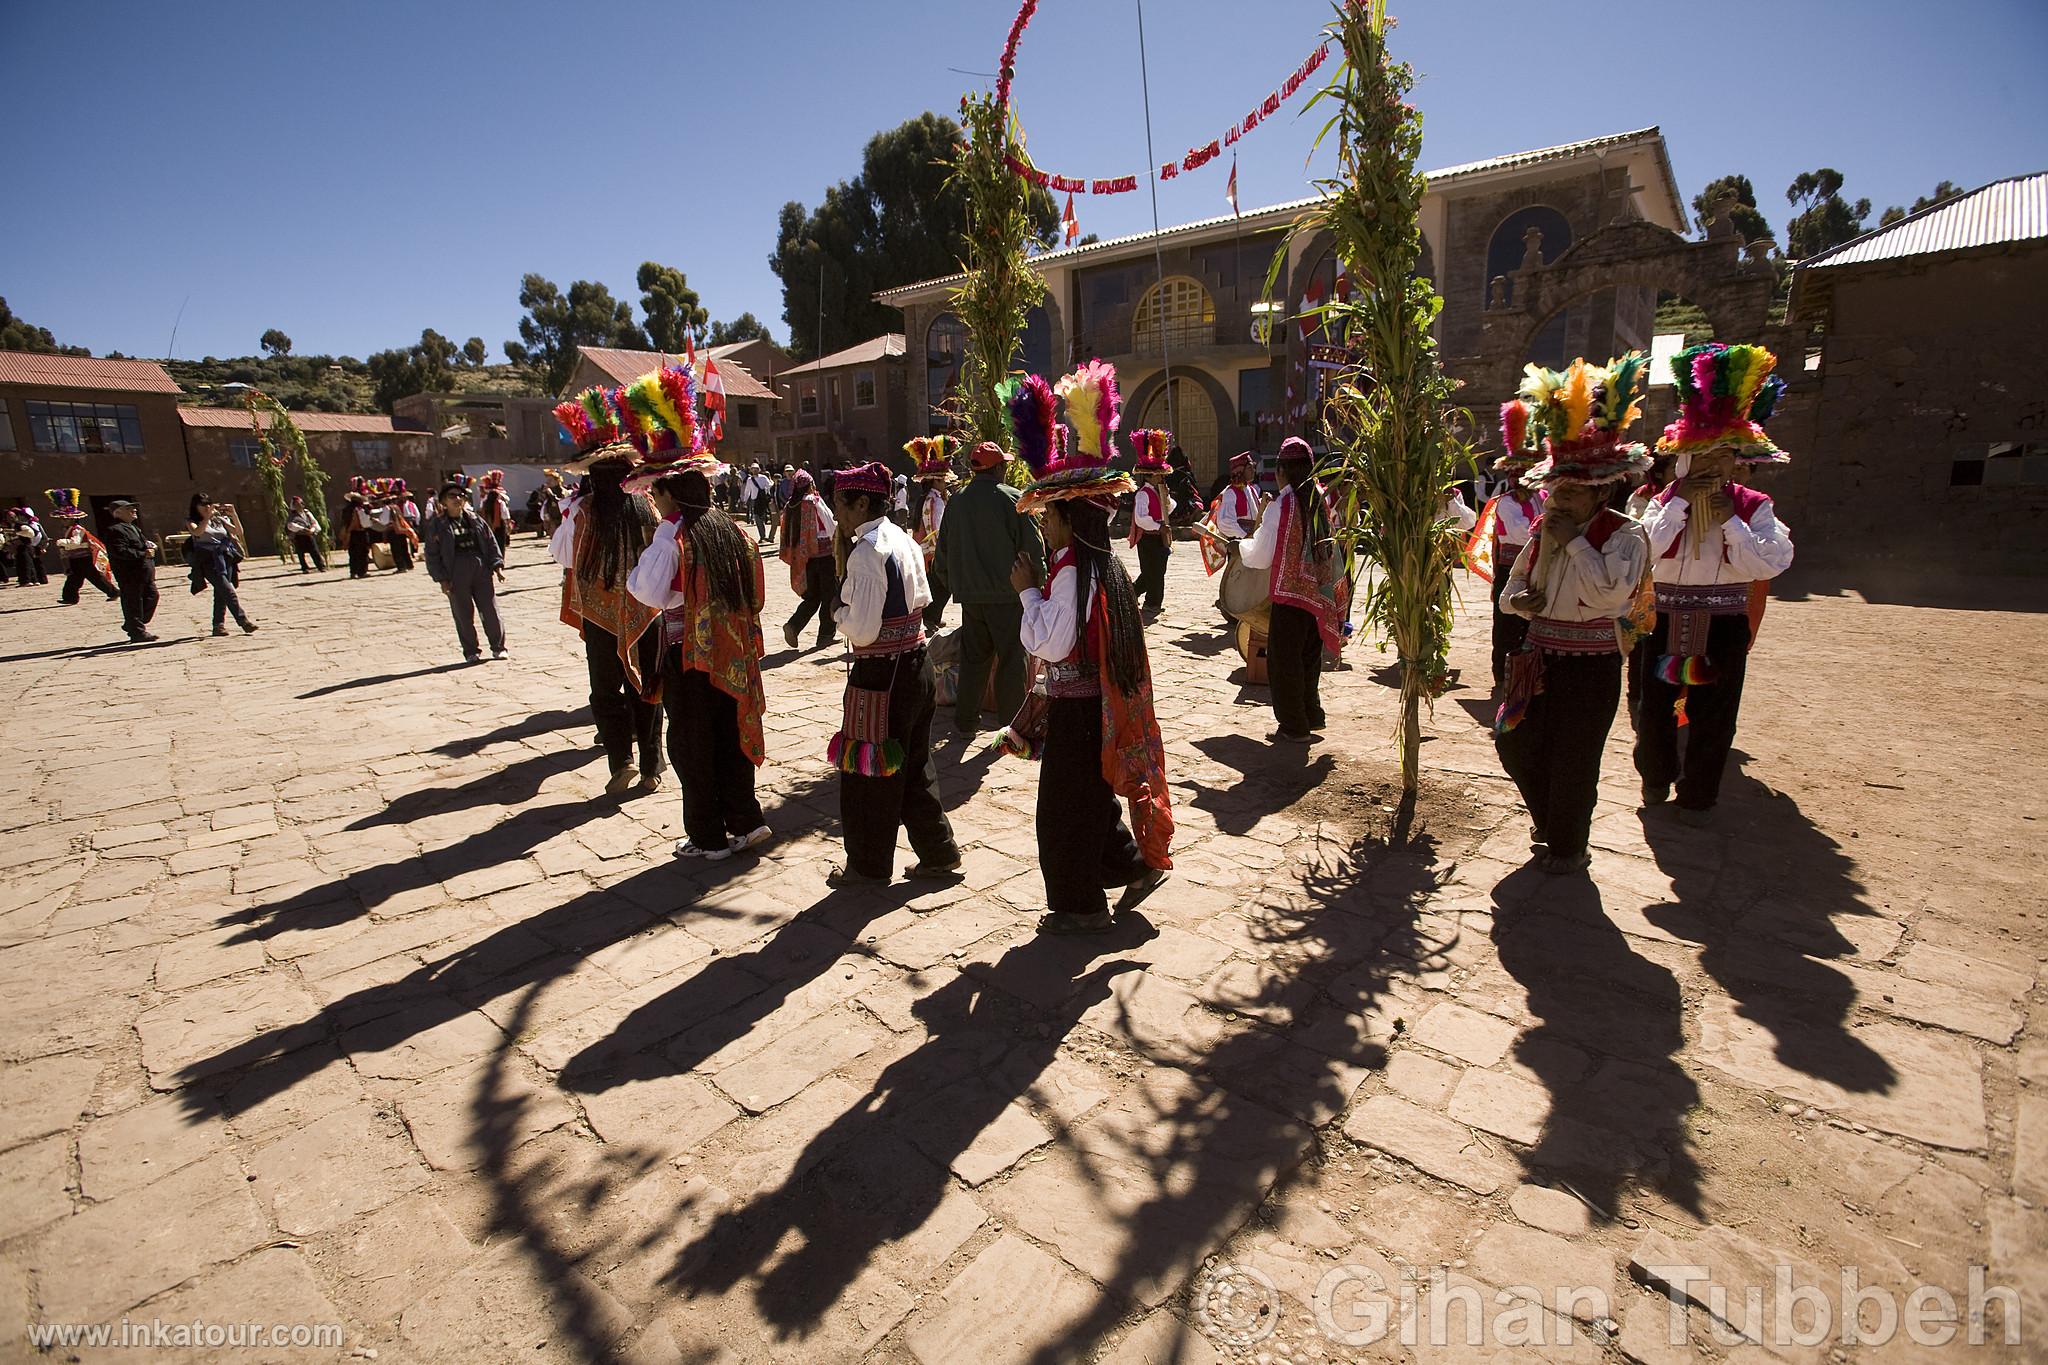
[1134,0,1174,439]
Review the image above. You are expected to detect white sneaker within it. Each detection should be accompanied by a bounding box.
[729,824,773,853]
[673,838,732,861]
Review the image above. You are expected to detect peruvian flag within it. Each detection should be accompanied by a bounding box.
[684,330,698,371]
[1225,155,1239,217]
[1298,274,1326,340]
[703,356,728,419]
[1061,192,1079,245]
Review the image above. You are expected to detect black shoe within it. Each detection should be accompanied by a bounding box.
[1271,729,1315,745]
[1641,781,1671,807]
[127,631,158,643]
[212,626,230,637]
[1115,867,1169,913]
[238,620,258,634]
[906,858,965,882]
[1676,805,1715,828]
[1537,849,1591,875]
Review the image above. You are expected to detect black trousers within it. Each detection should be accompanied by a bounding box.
[1625,640,1649,728]
[292,534,326,572]
[492,525,511,556]
[1266,602,1325,735]
[785,557,838,646]
[956,601,1027,729]
[840,647,958,878]
[663,661,765,850]
[13,542,46,585]
[1495,650,1622,860]
[582,621,662,774]
[1038,695,1144,917]
[1635,611,1751,810]
[922,577,951,632]
[113,560,158,636]
[1489,556,1529,688]
[202,563,252,630]
[347,531,371,578]
[61,557,117,604]
[445,557,504,657]
[389,534,414,572]
[1135,536,1170,614]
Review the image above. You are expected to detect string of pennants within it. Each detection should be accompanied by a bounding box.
[1000,35,1331,196]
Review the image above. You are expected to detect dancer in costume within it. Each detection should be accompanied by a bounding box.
[1240,436,1349,743]
[9,505,49,587]
[284,496,326,573]
[778,468,838,651]
[933,413,1045,733]
[1623,451,1675,722]
[1213,452,1263,539]
[1464,402,1546,687]
[826,461,961,887]
[627,447,771,861]
[1634,343,1795,824]
[46,489,117,606]
[382,483,420,574]
[1005,361,1173,934]
[551,382,669,797]
[912,436,958,630]
[1127,429,1175,617]
[1493,355,1653,874]
[476,470,513,555]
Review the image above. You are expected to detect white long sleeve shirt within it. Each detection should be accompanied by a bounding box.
[1214,482,1261,539]
[1237,483,1299,572]
[626,518,685,610]
[1444,490,1477,534]
[1133,485,1173,532]
[548,497,581,569]
[1020,556,1093,663]
[1493,491,1541,547]
[1502,519,1650,622]
[837,515,930,648]
[1639,490,1795,585]
[919,490,946,540]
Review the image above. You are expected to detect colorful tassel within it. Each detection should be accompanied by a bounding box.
[1652,654,1716,686]
[826,732,905,778]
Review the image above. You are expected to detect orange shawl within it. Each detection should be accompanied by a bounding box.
[671,529,769,766]
[560,511,662,695]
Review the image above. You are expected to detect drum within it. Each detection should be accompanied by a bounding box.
[1218,543,1271,629]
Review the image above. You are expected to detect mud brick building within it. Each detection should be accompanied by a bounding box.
[564,346,783,469]
[771,334,913,474]
[0,354,192,540]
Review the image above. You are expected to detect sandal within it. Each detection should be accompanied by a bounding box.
[1035,910,1115,936]
[1114,868,1169,914]
[826,865,888,888]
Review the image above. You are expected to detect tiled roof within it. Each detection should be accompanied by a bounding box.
[178,407,406,433]
[1799,173,2048,270]
[0,353,181,394]
[573,346,779,401]
[876,128,1677,303]
[777,334,908,377]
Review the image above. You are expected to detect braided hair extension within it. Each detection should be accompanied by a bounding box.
[577,455,657,590]
[1054,499,1148,696]
[658,471,756,613]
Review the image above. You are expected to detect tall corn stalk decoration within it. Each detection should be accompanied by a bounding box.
[1266,0,1467,794]
[242,390,326,562]
[949,90,1047,488]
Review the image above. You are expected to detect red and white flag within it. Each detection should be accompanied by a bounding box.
[1225,155,1239,217]
[683,330,698,370]
[1061,192,1079,245]
[703,356,727,418]
[1298,274,1326,340]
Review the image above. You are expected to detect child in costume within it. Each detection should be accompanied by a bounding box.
[1239,436,1349,743]
[1493,355,1654,874]
[47,489,117,606]
[1127,429,1176,617]
[1006,361,1173,934]
[1633,343,1796,823]
[778,468,839,651]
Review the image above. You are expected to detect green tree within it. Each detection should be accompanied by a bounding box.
[771,112,1058,358]
[0,297,89,355]
[260,328,292,358]
[1692,174,1773,244]
[708,313,774,346]
[462,336,488,367]
[366,328,459,411]
[1784,169,1871,259]
[1879,179,1966,227]
[636,262,709,354]
[505,274,647,394]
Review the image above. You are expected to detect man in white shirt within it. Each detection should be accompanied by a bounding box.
[1129,430,1176,616]
[1239,438,1347,742]
[741,463,775,544]
[1633,343,1796,824]
[1213,451,1262,540]
[826,462,960,887]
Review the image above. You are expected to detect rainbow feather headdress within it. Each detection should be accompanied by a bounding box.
[552,386,629,458]
[1130,428,1172,473]
[619,365,726,492]
[43,487,86,520]
[907,434,961,482]
[1518,354,1653,488]
[1019,360,1135,513]
[1491,400,1542,476]
[1657,342,1789,465]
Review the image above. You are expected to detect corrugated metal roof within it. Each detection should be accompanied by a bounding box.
[778,334,908,376]
[1801,173,2048,270]
[574,346,779,400]
[178,407,407,433]
[0,353,181,394]
[876,127,1675,303]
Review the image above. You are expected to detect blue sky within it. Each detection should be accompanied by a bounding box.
[4,0,2044,362]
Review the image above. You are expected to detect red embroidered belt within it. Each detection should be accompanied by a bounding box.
[661,604,689,643]
[1042,660,1101,698]
[1654,582,1749,614]
[1526,616,1617,654]
[851,613,926,658]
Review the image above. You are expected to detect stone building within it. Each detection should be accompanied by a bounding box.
[772,334,912,473]
[563,346,782,467]
[1777,172,2048,578]
[177,408,447,551]
[878,128,1689,487]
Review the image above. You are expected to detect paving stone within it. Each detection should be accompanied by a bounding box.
[1411,1000,1520,1067]
[856,964,961,1033]
[29,1152,268,1324]
[1470,1222,1617,1319]
[400,1238,633,1361]
[1510,1182,1595,1237]
[1101,1310,1226,1364]
[136,973,322,1085]
[315,1190,477,1322]
[1446,1066,1550,1147]
[711,1076,867,1195]
[902,1082,1055,1186]
[1343,1095,1511,1194]
[1400,1268,1606,1364]
[1076,969,1229,1064]
[397,1062,576,1171]
[2013,1094,2048,1204]
[710,1005,889,1114]
[0,1133,72,1243]
[1384,1049,1461,1107]
[872,901,1016,971]
[0,1052,102,1152]
[577,1058,741,1160]
[905,1235,1096,1365]
[341,1004,505,1082]
[220,1044,367,1140]
[77,1094,229,1200]
[1628,1225,1836,1352]
[247,1101,431,1235]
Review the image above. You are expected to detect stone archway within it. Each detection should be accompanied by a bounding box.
[1124,368,1235,487]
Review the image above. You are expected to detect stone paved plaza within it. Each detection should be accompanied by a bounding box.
[0,539,2041,1363]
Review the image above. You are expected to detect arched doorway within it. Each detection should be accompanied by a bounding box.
[1132,276,1217,352]
[1143,377,1219,486]
[926,313,969,426]
[1486,206,1573,307]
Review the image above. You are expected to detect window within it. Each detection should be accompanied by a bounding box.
[0,400,13,452]
[26,400,144,453]
[829,377,843,417]
[854,370,876,409]
[1132,276,1217,352]
[799,384,818,417]
[352,438,392,471]
[1237,367,1274,427]
[926,313,970,419]
[228,436,263,469]
[735,401,760,429]
[1959,441,2048,487]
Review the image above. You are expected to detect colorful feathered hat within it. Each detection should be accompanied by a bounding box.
[1019,361,1135,513]
[1518,354,1653,488]
[44,488,86,520]
[906,434,960,483]
[1657,342,1789,466]
[553,386,634,462]
[1491,400,1542,476]
[617,365,724,491]
[834,460,894,498]
[1130,429,1171,474]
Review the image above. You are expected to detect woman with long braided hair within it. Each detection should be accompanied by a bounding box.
[550,446,664,796]
[627,464,771,861]
[1006,360,1173,935]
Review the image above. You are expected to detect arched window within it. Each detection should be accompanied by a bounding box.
[926,313,969,425]
[1132,276,1216,353]
[1485,206,1572,306]
[1142,379,1219,486]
